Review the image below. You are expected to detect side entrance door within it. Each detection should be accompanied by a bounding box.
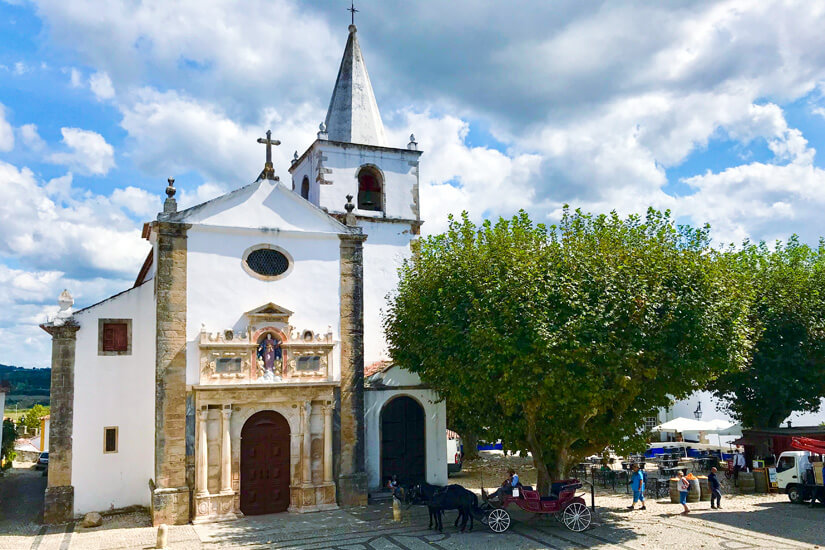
[240,410,291,515]
[381,396,426,487]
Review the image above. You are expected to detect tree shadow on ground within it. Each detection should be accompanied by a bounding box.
[684,500,825,546]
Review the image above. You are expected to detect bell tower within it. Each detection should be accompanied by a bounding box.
[289,24,422,232]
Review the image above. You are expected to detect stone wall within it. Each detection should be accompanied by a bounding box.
[39,322,79,524]
[152,221,191,525]
[336,232,368,505]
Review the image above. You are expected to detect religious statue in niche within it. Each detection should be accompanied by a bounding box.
[256,333,282,382]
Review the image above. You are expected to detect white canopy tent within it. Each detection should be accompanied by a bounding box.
[651,417,742,455]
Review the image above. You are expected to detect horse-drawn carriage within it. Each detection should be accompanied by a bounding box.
[480,479,592,533]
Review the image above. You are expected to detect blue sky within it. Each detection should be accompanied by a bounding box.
[2,0,825,367]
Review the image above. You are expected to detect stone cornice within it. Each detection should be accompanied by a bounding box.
[39,322,80,338]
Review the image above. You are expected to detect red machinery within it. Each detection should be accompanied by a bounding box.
[790,436,825,455]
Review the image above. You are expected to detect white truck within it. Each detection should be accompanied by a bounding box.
[775,450,824,504]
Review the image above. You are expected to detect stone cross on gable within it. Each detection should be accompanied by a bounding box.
[257,130,281,181]
[348,1,358,25]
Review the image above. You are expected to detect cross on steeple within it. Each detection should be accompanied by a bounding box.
[257,130,281,180]
[348,1,358,25]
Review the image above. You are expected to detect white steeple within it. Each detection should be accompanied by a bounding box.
[324,24,388,147]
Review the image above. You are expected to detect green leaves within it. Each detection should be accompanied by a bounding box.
[384,208,750,485]
[710,239,825,428]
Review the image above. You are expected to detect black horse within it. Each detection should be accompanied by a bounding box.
[404,482,479,532]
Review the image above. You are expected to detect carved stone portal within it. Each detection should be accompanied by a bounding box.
[197,302,335,386]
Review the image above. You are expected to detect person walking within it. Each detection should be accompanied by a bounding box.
[628,463,646,510]
[677,471,690,515]
[708,467,722,509]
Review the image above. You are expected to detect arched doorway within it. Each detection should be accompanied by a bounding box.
[240,410,291,515]
[381,396,425,487]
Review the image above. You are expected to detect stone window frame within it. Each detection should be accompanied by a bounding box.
[103,426,119,454]
[241,244,294,282]
[98,318,132,356]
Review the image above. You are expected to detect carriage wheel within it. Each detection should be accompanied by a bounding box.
[487,508,511,533]
[561,502,591,532]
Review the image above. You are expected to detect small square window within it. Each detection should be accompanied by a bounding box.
[103,426,118,454]
[98,318,132,356]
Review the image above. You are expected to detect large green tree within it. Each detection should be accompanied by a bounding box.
[710,238,825,428]
[384,208,751,492]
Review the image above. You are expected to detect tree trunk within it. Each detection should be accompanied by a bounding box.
[463,432,479,460]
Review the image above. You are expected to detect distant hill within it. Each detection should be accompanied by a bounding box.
[0,364,50,409]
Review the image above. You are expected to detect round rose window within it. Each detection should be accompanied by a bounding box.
[243,247,291,279]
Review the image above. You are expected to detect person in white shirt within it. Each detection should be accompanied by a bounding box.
[733,451,746,485]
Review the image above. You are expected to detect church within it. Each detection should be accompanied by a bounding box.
[39,23,448,525]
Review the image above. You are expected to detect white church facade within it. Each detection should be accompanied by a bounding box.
[39,24,447,525]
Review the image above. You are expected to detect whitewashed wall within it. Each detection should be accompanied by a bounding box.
[72,281,155,514]
[359,220,414,364]
[185,226,343,385]
[364,368,447,490]
[291,141,421,221]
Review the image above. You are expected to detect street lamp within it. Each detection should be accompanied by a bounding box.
[694,402,703,420]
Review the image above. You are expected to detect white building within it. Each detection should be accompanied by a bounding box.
[39,23,446,525]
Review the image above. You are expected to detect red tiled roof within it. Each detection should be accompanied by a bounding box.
[364,360,392,377]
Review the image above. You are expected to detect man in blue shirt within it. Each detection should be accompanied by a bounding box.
[628,463,646,510]
[708,467,722,509]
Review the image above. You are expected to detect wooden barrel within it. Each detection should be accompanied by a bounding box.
[687,478,700,502]
[669,479,680,503]
[697,476,711,501]
[738,471,755,493]
[753,468,768,493]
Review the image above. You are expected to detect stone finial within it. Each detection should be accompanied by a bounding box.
[407,133,418,151]
[317,122,328,140]
[163,177,177,214]
[53,289,74,326]
[291,150,299,165]
[344,194,357,226]
[348,24,357,34]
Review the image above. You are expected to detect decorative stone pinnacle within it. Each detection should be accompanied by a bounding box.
[53,289,74,326]
[291,150,299,165]
[345,194,355,213]
[407,133,418,151]
[163,177,178,214]
[317,122,328,140]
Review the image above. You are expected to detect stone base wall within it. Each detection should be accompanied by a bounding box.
[150,487,191,526]
[44,486,74,524]
[336,473,368,507]
[193,492,240,523]
[289,482,338,513]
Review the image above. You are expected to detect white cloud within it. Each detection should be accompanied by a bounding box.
[19,123,46,152]
[13,61,29,75]
[118,88,320,186]
[0,160,149,278]
[89,71,115,100]
[0,103,14,152]
[49,127,115,175]
[69,67,83,87]
[109,186,160,218]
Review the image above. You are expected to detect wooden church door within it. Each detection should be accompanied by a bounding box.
[240,411,291,515]
[380,396,426,487]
